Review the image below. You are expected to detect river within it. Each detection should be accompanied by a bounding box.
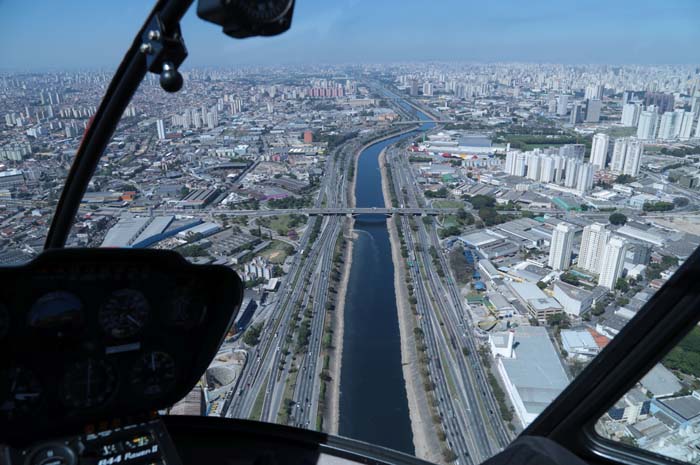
[338,97,434,453]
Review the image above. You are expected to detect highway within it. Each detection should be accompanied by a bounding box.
[387,142,513,463]
[219,88,509,459]
[289,131,358,430]
[225,134,356,428]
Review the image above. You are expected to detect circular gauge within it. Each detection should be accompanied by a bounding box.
[0,304,9,340]
[168,291,207,329]
[28,291,83,334]
[131,351,176,397]
[0,367,42,419]
[99,289,150,339]
[61,359,116,409]
[27,443,77,465]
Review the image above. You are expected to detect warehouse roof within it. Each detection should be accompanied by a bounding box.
[641,364,682,398]
[658,395,700,421]
[459,230,502,247]
[561,329,598,354]
[132,216,173,245]
[101,216,149,248]
[510,281,547,302]
[177,222,221,238]
[500,326,569,416]
[553,280,591,301]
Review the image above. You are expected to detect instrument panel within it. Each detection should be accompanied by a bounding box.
[0,248,243,444]
[0,418,182,465]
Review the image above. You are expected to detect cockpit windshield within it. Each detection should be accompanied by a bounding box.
[2,1,700,464]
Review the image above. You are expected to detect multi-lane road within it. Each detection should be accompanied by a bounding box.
[219,90,516,463]
[224,134,355,428]
[387,142,512,464]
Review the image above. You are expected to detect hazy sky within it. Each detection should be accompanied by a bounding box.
[1,0,699,70]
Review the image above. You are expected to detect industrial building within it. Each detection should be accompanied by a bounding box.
[650,393,700,429]
[101,215,202,248]
[552,280,606,317]
[508,281,563,323]
[176,222,221,240]
[490,326,570,428]
[458,229,520,259]
[178,188,220,209]
[560,329,600,359]
[0,169,25,188]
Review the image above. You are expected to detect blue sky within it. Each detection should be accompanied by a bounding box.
[1,0,699,70]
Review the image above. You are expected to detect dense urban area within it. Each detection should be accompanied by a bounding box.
[2,63,700,464]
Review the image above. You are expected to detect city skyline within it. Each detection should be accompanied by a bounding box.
[2,27,700,462]
[1,0,700,71]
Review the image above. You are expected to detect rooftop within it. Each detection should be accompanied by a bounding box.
[561,329,599,354]
[658,394,700,421]
[554,280,591,301]
[510,281,548,302]
[641,364,682,397]
[500,326,570,416]
[459,230,502,247]
[101,216,150,248]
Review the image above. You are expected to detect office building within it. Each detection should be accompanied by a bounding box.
[691,96,700,120]
[575,163,594,193]
[559,144,585,161]
[644,92,674,114]
[590,133,609,169]
[621,103,641,127]
[504,151,527,176]
[610,139,632,175]
[637,110,659,140]
[622,138,643,176]
[570,103,584,124]
[206,110,218,129]
[557,95,569,116]
[678,112,695,140]
[564,158,578,188]
[548,222,575,271]
[156,119,165,140]
[658,110,682,140]
[585,99,602,123]
[422,82,433,96]
[622,91,635,104]
[578,223,611,273]
[540,156,555,183]
[526,153,541,180]
[598,236,628,289]
[611,137,643,176]
[553,155,565,183]
[585,84,604,100]
[514,152,526,176]
[504,151,515,173]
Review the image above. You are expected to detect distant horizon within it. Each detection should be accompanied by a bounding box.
[1,0,699,71]
[1,61,699,74]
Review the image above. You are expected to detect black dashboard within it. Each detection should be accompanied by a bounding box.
[0,249,244,446]
[0,249,445,465]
